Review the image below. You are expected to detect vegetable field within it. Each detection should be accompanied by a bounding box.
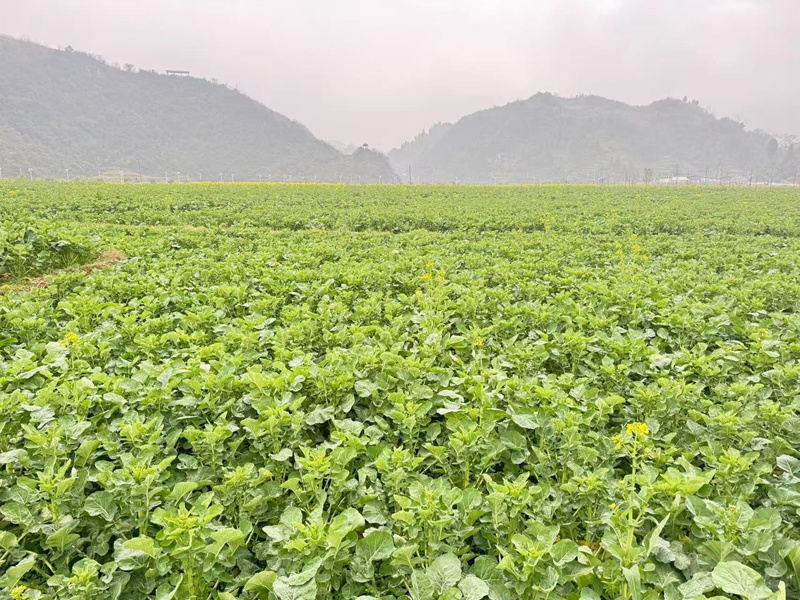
[1,182,800,600]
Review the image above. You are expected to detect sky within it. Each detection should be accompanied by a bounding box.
[2,0,799,150]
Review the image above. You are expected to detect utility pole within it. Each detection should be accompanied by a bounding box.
[28,168,33,180]
[408,164,412,185]
[65,168,70,181]
[231,174,234,182]
[165,172,169,184]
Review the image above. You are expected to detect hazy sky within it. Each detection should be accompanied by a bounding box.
[3,0,799,150]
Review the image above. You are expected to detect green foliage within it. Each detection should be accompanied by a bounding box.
[0,220,97,280]
[0,181,799,599]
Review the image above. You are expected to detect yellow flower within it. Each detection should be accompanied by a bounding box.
[611,434,624,449]
[609,503,617,510]
[473,338,484,348]
[631,233,638,240]
[426,262,434,269]
[11,586,30,600]
[421,273,433,281]
[633,244,641,254]
[62,332,80,347]
[642,255,649,261]
[437,277,446,284]
[626,422,649,437]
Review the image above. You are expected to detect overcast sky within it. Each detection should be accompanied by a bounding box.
[3,0,799,150]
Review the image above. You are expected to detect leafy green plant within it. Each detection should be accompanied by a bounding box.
[0,181,799,599]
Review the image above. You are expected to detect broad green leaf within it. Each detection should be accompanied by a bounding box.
[550,539,579,565]
[83,491,117,521]
[115,536,160,570]
[327,508,365,547]
[459,574,490,600]
[0,449,27,465]
[776,455,800,481]
[155,574,184,600]
[305,405,335,425]
[441,589,464,600]
[0,531,19,550]
[0,501,36,528]
[409,570,434,600]
[273,578,317,600]
[124,536,159,558]
[679,571,714,598]
[427,553,462,595]
[356,529,395,562]
[167,481,198,502]
[0,555,36,588]
[45,525,80,551]
[354,380,378,397]
[712,561,773,600]
[784,546,800,590]
[205,527,245,556]
[510,413,538,429]
[245,570,277,597]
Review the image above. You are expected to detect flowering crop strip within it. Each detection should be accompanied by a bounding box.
[0,182,799,599]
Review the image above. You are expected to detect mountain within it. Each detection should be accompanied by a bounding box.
[389,93,798,184]
[388,123,453,179]
[0,36,396,182]
[326,140,359,155]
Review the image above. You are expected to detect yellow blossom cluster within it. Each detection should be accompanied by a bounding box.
[626,422,649,436]
[611,422,650,449]
[615,234,649,262]
[62,332,80,347]
[421,262,446,284]
[11,586,30,600]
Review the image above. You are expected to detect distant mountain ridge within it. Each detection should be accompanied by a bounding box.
[0,36,396,182]
[389,93,798,184]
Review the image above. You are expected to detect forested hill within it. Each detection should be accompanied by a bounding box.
[389,93,798,183]
[0,36,395,182]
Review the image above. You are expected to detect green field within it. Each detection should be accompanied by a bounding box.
[1,182,800,600]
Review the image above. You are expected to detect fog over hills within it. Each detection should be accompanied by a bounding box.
[0,36,396,182]
[389,94,798,184]
[2,36,797,185]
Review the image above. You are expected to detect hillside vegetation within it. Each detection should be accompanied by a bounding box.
[389,93,798,183]
[0,37,395,182]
